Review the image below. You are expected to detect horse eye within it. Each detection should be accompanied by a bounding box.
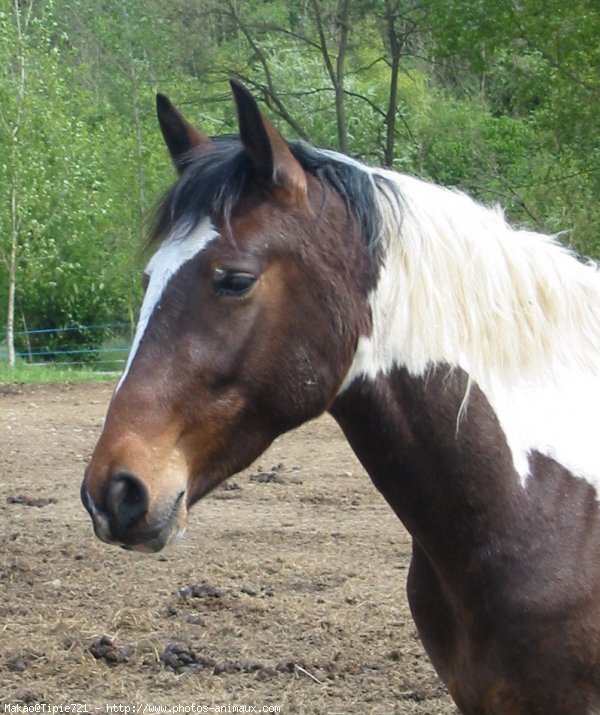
[212,269,256,297]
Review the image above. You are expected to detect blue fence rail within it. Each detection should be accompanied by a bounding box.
[0,323,133,369]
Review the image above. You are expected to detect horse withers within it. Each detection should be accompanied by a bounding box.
[81,80,600,714]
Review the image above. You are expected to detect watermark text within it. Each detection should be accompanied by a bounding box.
[3,705,282,714]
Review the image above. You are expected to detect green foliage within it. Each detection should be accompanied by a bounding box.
[423,0,600,254]
[0,0,148,358]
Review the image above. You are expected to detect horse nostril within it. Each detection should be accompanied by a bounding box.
[105,472,149,532]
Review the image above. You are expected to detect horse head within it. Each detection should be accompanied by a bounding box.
[80,80,373,551]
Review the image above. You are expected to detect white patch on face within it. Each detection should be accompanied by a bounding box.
[116,218,218,392]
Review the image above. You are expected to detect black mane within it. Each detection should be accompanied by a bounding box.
[151,137,395,251]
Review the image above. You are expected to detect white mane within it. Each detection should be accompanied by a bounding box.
[373,170,600,383]
[340,167,600,486]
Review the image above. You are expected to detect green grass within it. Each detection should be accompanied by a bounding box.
[0,332,130,384]
[0,353,122,384]
[0,361,119,384]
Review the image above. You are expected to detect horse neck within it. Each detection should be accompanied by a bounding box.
[330,364,527,580]
[336,169,600,495]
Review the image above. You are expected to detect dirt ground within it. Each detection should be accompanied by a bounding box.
[0,382,457,714]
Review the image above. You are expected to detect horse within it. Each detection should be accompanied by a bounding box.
[81,79,600,714]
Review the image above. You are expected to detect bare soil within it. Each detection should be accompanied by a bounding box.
[0,383,457,714]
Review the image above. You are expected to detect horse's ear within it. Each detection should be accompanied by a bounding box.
[156,93,211,174]
[230,79,307,206]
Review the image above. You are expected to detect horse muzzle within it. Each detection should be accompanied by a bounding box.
[80,469,187,552]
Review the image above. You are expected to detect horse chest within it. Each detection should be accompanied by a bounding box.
[408,533,600,715]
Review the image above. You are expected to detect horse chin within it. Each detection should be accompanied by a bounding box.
[118,490,189,553]
[123,525,188,553]
[122,531,184,553]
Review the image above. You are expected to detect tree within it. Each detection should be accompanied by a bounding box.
[0,0,144,364]
[423,0,600,255]
[0,0,33,367]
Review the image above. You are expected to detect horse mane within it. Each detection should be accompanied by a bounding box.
[150,137,392,253]
[368,168,600,386]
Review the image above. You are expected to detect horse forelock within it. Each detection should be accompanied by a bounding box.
[149,139,253,249]
[149,137,394,258]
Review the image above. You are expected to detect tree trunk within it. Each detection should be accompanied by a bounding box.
[384,0,401,167]
[120,1,146,242]
[334,0,350,153]
[5,0,32,367]
[310,0,350,153]
[7,179,19,368]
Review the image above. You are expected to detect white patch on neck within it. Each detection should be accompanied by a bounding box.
[339,170,600,490]
[116,218,218,392]
[486,372,600,484]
